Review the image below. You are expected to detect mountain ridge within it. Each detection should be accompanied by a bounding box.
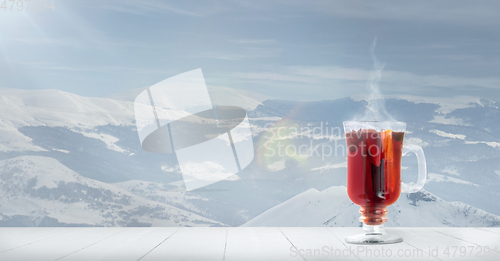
[242,185,500,227]
[1,87,500,226]
[0,155,225,227]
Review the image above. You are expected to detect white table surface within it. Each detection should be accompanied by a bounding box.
[0,227,499,261]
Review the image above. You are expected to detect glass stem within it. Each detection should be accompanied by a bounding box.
[362,223,386,235]
[359,206,388,225]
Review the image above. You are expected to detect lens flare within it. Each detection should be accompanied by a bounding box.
[255,118,310,170]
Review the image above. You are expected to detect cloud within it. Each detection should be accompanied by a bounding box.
[4,35,164,51]
[285,0,500,26]
[231,39,277,45]
[97,0,226,17]
[198,46,281,61]
[200,53,255,61]
[198,38,279,60]
[381,71,500,90]
[97,4,157,17]
[231,66,500,99]
[288,66,370,81]
[232,72,313,83]
[14,61,169,75]
[5,37,75,46]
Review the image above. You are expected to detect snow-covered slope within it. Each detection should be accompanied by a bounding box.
[0,88,134,152]
[242,186,500,227]
[114,180,209,217]
[2,86,500,227]
[0,156,224,227]
[105,85,269,111]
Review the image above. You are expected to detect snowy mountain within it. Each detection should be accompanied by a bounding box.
[242,186,500,227]
[105,85,269,111]
[0,156,224,227]
[247,96,500,219]
[1,86,500,227]
[0,88,135,152]
[0,87,272,226]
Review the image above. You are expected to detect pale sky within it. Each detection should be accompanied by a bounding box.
[1,0,500,100]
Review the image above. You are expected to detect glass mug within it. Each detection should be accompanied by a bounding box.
[343,121,427,244]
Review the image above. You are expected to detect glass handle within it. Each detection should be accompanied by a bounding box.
[401,144,427,193]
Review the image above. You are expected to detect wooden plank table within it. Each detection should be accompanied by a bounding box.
[0,227,499,261]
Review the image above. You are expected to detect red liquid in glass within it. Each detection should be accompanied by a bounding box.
[346,129,404,225]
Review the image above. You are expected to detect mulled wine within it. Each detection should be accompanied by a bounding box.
[343,121,427,244]
[346,129,404,225]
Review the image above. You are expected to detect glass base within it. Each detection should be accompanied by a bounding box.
[345,224,403,244]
